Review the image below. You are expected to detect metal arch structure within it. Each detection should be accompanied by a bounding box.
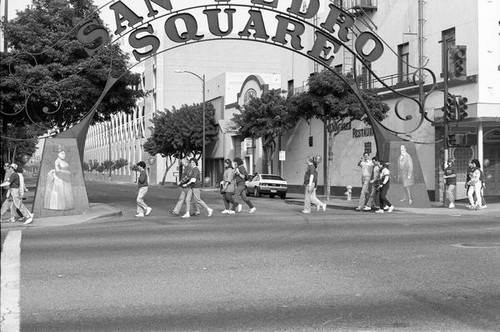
[4,0,439,210]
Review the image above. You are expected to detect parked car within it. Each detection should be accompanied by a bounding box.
[246,174,287,199]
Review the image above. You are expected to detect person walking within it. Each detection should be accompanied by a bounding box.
[171,158,200,216]
[366,157,381,211]
[0,163,34,224]
[356,152,374,211]
[182,158,213,218]
[375,161,394,214]
[233,157,256,214]
[135,161,152,217]
[1,162,12,204]
[302,156,326,214]
[467,159,484,210]
[443,159,457,209]
[221,159,236,214]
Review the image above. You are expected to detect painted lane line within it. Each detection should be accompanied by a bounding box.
[1,230,22,332]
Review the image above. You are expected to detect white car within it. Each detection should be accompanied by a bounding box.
[246,174,288,199]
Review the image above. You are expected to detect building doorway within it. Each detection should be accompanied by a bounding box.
[483,143,499,196]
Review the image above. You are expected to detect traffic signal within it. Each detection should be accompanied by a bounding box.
[443,94,457,121]
[450,45,467,79]
[457,96,468,120]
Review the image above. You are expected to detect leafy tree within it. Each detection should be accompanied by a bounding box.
[102,159,114,177]
[0,120,39,164]
[289,69,390,199]
[0,0,145,165]
[144,103,218,183]
[232,89,299,174]
[113,158,128,170]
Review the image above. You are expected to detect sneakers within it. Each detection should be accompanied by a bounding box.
[221,209,230,214]
[227,210,235,215]
[181,213,190,218]
[207,208,213,217]
[375,209,384,213]
[387,206,394,213]
[363,206,371,211]
[193,212,201,216]
[135,213,145,217]
[448,203,455,209]
[321,203,327,212]
[8,217,16,223]
[145,207,152,216]
[355,207,362,211]
[383,206,389,211]
[237,204,242,213]
[170,210,179,216]
[249,207,256,214]
[23,214,34,225]
[301,210,311,214]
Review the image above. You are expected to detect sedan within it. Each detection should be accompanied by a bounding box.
[247,174,288,199]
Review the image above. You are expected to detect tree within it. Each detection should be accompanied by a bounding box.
[232,89,298,174]
[289,69,390,199]
[144,103,218,183]
[0,0,145,165]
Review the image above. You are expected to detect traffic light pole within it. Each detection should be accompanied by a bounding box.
[442,39,450,206]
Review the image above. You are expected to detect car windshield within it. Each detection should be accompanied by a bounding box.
[260,175,285,181]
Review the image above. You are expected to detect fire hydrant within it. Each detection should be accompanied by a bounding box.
[345,186,352,201]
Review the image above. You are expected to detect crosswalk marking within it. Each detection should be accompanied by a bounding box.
[1,230,22,332]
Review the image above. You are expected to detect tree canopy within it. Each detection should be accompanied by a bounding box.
[0,0,145,163]
[144,103,218,179]
[289,69,390,198]
[233,89,299,173]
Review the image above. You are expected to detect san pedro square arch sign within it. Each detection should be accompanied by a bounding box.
[19,0,439,217]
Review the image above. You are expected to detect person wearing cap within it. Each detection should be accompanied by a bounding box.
[302,156,326,214]
[0,163,34,224]
[443,159,457,209]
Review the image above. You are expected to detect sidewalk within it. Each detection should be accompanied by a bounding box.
[286,194,500,216]
[0,203,122,229]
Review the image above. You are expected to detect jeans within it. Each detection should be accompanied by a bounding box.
[172,187,200,214]
[136,186,150,214]
[185,188,211,214]
[234,184,253,209]
[446,184,455,205]
[303,186,323,213]
[9,188,31,219]
[358,176,371,207]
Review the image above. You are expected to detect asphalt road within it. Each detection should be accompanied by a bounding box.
[7,182,500,331]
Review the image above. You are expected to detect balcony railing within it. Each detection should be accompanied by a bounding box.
[344,0,378,10]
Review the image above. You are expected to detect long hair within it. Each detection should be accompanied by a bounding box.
[470,159,481,169]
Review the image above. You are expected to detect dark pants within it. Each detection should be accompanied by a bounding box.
[234,184,253,210]
[379,183,392,208]
[222,192,235,210]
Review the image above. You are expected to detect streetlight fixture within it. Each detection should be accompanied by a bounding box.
[174,69,206,187]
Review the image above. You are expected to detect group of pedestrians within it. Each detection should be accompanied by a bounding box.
[443,158,487,210]
[135,157,256,219]
[0,162,34,224]
[355,152,394,214]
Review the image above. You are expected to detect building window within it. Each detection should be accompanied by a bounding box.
[398,42,409,84]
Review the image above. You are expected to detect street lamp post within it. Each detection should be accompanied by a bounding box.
[174,70,206,187]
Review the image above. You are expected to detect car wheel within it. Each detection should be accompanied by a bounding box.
[280,193,287,199]
[269,194,275,198]
[254,187,261,197]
